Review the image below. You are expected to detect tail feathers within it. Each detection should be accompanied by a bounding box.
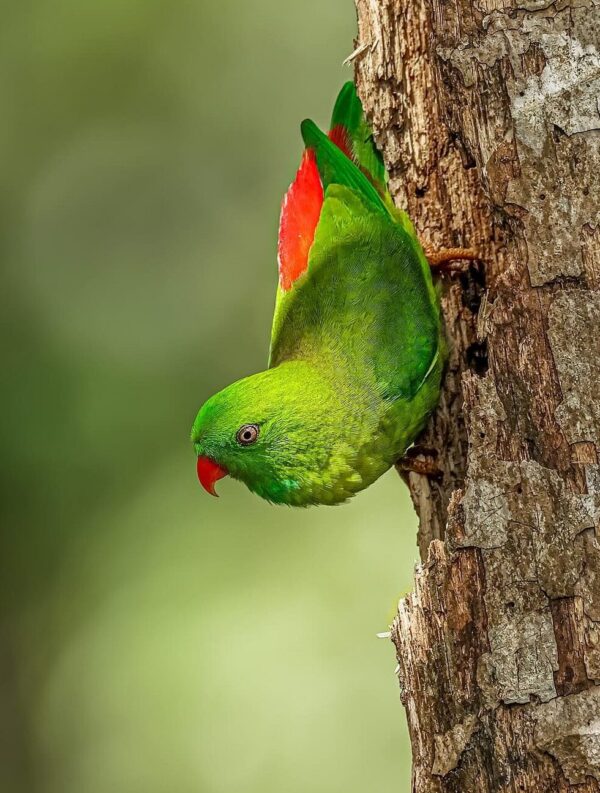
[329,82,421,245]
[300,119,386,216]
[329,82,387,196]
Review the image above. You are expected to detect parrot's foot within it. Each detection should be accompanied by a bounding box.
[396,447,443,478]
[423,246,480,273]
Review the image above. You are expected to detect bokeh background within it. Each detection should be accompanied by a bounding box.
[1,1,420,791]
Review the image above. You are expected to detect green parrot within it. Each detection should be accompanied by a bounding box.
[191,82,445,506]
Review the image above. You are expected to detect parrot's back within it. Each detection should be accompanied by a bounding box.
[271,82,444,435]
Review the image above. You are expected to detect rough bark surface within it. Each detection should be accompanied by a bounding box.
[352,0,600,790]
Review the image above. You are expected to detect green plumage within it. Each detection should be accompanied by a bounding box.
[192,82,444,505]
[330,80,387,190]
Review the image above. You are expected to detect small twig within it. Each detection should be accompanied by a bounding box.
[343,41,370,65]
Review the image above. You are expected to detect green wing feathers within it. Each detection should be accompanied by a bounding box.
[272,184,442,400]
[270,82,443,403]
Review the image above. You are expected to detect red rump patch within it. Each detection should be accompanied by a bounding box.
[277,150,323,291]
[277,128,354,292]
[328,124,352,159]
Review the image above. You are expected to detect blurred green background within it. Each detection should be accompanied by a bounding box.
[0,1,419,791]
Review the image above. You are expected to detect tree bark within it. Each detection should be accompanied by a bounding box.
[353,0,600,789]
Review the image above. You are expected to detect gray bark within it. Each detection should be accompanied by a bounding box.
[353,0,600,789]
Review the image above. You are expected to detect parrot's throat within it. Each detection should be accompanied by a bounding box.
[196,456,228,497]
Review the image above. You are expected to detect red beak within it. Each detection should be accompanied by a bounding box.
[196,456,228,497]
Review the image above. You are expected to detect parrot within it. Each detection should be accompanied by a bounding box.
[191,81,448,506]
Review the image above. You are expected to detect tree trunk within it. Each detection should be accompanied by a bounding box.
[353,0,600,789]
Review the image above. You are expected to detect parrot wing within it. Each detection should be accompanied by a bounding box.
[270,83,440,400]
[274,83,390,298]
[270,181,440,400]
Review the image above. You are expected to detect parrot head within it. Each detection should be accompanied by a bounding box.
[191,370,280,500]
[191,361,379,506]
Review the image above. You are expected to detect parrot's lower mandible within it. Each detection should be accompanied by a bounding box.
[191,82,451,506]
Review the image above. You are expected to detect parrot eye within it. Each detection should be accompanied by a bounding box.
[236,424,259,446]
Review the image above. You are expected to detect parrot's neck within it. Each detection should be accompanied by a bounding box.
[245,359,395,506]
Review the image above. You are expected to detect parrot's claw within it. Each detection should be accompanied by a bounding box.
[423,246,481,273]
[396,447,443,479]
